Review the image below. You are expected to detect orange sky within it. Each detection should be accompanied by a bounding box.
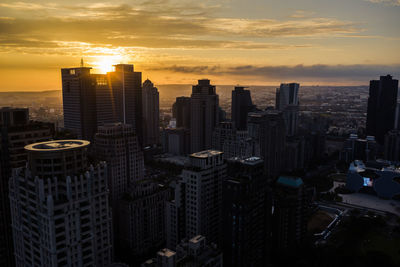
[0,0,399,91]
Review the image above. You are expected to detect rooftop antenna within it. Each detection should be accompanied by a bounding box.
[80,58,84,67]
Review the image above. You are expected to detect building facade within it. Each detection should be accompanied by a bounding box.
[231,86,255,130]
[223,157,271,267]
[166,151,226,249]
[366,75,398,144]
[276,83,300,136]
[248,111,286,179]
[9,140,112,267]
[190,80,219,153]
[142,79,160,146]
[0,107,53,267]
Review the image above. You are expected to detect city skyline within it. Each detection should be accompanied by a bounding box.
[1,0,400,91]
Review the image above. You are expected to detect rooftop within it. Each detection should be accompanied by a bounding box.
[277,176,304,188]
[190,150,223,159]
[25,140,90,152]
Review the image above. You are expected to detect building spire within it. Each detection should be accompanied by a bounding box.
[80,58,84,67]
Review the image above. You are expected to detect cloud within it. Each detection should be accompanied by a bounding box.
[366,0,400,6]
[0,1,361,54]
[151,64,400,81]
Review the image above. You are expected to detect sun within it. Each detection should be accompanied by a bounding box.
[92,55,124,73]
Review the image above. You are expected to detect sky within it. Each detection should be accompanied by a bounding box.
[0,0,399,91]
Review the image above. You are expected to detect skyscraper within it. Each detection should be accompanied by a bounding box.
[166,150,226,248]
[190,80,219,153]
[108,64,143,144]
[142,79,160,146]
[276,83,300,136]
[61,67,97,140]
[62,64,143,144]
[273,176,310,250]
[366,75,398,144]
[248,111,286,179]
[9,140,112,267]
[0,107,53,267]
[172,97,191,129]
[231,86,255,130]
[223,157,271,267]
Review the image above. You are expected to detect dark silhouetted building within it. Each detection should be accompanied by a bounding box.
[212,121,253,159]
[95,123,144,258]
[9,140,112,267]
[231,86,255,130]
[366,75,398,144]
[190,80,219,153]
[162,127,190,156]
[0,107,53,267]
[172,97,191,129]
[61,67,97,140]
[276,83,300,136]
[384,130,400,163]
[339,134,377,163]
[62,64,143,143]
[142,79,160,146]
[166,151,226,249]
[223,157,271,267]
[248,111,286,179]
[273,176,309,250]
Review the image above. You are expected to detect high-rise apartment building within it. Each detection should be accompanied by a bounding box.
[223,157,271,267]
[276,83,300,136]
[366,75,398,144]
[0,107,53,267]
[190,80,219,153]
[231,86,255,130]
[142,79,160,146]
[62,64,143,143]
[212,121,253,159]
[95,123,144,205]
[9,140,112,267]
[248,111,286,179]
[166,151,226,249]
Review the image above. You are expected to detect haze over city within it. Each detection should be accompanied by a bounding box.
[1,0,400,91]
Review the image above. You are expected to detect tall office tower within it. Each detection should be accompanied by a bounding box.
[9,140,112,267]
[366,75,399,144]
[190,80,219,153]
[166,151,226,248]
[384,130,400,162]
[223,157,271,267]
[273,176,309,251]
[248,111,286,179]
[61,67,97,140]
[106,64,143,144]
[142,79,160,146]
[0,107,53,267]
[62,64,143,144]
[231,86,255,130]
[276,83,300,136]
[212,121,252,159]
[172,97,191,129]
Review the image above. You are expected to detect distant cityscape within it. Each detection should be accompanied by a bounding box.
[0,64,399,267]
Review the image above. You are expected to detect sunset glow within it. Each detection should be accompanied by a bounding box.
[0,0,399,91]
